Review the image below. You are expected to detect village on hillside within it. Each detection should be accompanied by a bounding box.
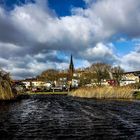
[12,55,140,93]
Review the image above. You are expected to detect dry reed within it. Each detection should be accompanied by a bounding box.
[71,86,133,99]
[0,80,15,100]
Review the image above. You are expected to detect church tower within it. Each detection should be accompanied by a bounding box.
[68,54,74,81]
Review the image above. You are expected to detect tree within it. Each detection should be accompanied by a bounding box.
[38,69,59,81]
[112,66,124,86]
[79,72,92,86]
[90,63,111,86]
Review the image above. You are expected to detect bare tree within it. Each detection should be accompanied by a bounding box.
[79,72,92,86]
[38,69,59,82]
[112,66,124,86]
[90,63,111,86]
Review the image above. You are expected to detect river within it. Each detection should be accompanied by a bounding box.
[0,94,140,140]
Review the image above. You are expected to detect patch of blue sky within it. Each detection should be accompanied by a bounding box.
[1,0,86,16]
[111,33,135,56]
[57,51,69,62]
[0,0,35,10]
[113,40,135,56]
[74,59,90,68]
[48,0,86,17]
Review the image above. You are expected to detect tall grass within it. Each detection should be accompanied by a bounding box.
[0,70,15,100]
[0,80,14,100]
[71,86,133,99]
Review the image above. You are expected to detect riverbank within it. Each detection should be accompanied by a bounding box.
[133,91,140,99]
[0,91,68,101]
[17,87,140,100]
[28,91,68,95]
[1,87,140,101]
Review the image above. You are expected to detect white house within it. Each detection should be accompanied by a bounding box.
[71,79,79,88]
[22,80,52,89]
[22,81,31,89]
[120,72,139,86]
[120,80,136,86]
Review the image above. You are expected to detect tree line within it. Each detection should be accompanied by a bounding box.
[79,63,124,86]
[37,63,124,87]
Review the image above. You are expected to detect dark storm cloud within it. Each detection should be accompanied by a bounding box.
[0,8,34,46]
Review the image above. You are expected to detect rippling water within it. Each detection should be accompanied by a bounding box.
[0,94,140,140]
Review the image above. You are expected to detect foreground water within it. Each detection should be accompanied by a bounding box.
[0,95,140,140]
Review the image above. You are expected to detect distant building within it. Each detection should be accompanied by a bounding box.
[120,71,140,86]
[67,54,79,88]
[71,79,79,88]
[21,78,52,90]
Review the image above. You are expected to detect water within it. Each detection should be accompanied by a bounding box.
[0,94,140,140]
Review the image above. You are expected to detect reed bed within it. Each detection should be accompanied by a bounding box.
[71,86,133,99]
[0,80,14,100]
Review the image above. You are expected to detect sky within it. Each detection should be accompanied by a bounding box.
[0,0,140,79]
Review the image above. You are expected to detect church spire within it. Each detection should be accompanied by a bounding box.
[69,54,74,73]
[68,54,74,81]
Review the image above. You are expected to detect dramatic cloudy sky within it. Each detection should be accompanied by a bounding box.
[0,0,140,79]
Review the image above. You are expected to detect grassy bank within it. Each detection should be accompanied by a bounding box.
[71,86,134,99]
[133,91,140,99]
[28,91,68,95]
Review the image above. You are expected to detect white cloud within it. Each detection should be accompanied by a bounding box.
[0,0,140,78]
[120,51,140,71]
[79,42,117,64]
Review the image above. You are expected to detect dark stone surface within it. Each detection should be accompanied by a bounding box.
[0,94,140,140]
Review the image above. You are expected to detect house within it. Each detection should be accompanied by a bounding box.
[21,78,52,90]
[120,71,140,86]
[71,79,79,88]
[120,79,136,86]
[22,81,31,89]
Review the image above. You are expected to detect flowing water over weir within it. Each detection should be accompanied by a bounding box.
[0,94,140,140]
